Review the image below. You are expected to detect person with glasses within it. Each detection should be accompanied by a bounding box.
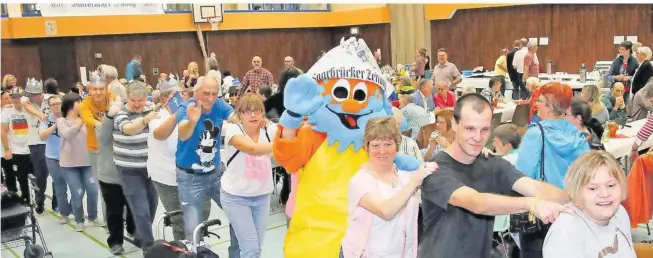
[221,93,276,258]
[516,82,591,258]
[422,110,454,162]
[542,151,635,258]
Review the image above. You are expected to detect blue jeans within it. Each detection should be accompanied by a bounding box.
[220,189,270,258]
[176,163,240,258]
[45,158,71,217]
[61,166,98,223]
[118,166,158,250]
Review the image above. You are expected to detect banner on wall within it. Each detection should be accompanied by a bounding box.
[38,3,165,17]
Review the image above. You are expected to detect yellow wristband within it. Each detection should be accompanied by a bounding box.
[528,197,540,223]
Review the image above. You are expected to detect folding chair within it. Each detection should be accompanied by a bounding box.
[511,104,531,127]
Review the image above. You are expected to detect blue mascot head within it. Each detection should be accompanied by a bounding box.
[305,37,395,153]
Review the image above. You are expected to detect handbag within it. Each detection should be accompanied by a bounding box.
[509,123,551,234]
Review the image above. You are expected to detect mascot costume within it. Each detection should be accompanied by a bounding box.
[273,37,420,257]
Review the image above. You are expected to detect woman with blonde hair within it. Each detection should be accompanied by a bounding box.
[543,151,635,257]
[184,62,200,89]
[581,84,609,124]
[341,116,435,258]
[2,74,16,90]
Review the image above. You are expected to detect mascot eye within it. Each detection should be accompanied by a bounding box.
[352,82,367,102]
[331,79,350,102]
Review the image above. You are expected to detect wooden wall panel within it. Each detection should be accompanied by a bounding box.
[2,24,391,88]
[1,39,41,87]
[205,28,333,82]
[330,23,392,66]
[430,4,652,74]
[550,4,653,72]
[430,5,552,73]
[75,32,203,85]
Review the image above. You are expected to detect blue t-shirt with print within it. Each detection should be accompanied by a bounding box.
[39,114,61,160]
[175,98,234,172]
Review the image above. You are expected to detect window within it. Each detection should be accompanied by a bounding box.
[1,4,7,17]
[164,4,192,13]
[22,3,41,16]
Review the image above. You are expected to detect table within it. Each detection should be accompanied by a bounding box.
[604,119,653,158]
[494,103,517,123]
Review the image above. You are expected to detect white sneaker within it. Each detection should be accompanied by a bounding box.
[88,219,105,227]
[58,216,69,225]
[75,223,84,232]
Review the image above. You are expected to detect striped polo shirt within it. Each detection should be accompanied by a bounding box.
[112,102,155,168]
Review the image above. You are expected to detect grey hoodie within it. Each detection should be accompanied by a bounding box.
[97,114,121,184]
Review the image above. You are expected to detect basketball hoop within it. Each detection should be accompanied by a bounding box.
[207,17,220,31]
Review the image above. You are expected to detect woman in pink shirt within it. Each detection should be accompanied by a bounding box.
[341,117,435,258]
[57,93,101,232]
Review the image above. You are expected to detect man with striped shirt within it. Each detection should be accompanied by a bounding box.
[631,112,653,162]
[111,81,159,254]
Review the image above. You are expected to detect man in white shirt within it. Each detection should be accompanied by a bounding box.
[1,88,34,204]
[511,38,530,100]
[149,79,212,241]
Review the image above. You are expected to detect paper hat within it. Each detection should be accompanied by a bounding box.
[89,71,106,84]
[307,37,394,98]
[25,78,43,94]
[168,73,177,81]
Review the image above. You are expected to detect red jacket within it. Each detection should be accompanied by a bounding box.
[623,153,653,228]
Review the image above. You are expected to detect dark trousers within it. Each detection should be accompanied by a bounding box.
[418,205,423,243]
[512,73,530,100]
[28,145,50,208]
[519,227,549,258]
[4,154,33,204]
[99,181,136,247]
[276,167,290,205]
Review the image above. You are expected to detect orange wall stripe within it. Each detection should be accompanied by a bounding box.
[424,4,522,20]
[1,7,390,39]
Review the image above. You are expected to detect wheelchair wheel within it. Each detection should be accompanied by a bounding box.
[23,244,45,258]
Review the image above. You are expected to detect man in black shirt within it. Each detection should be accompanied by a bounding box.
[505,40,521,96]
[419,93,572,257]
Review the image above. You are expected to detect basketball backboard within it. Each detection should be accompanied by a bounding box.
[192,4,223,23]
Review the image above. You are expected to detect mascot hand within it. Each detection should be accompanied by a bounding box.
[283,74,325,116]
[394,153,421,172]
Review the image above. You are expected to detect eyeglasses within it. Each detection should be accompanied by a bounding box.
[240,110,263,116]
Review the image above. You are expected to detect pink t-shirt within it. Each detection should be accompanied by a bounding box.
[341,165,419,258]
[56,118,90,167]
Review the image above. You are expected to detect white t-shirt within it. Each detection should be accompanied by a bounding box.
[512,47,529,74]
[221,122,276,197]
[543,204,636,258]
[147,108,178,186]
[1,107,31,154]
[367,172,417,258]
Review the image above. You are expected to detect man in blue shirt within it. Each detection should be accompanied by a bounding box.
[173,76,241,256]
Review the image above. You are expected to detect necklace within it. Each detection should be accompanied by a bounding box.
[371,166,400,188]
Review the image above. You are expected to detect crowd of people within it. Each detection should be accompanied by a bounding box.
[0,35,652,258]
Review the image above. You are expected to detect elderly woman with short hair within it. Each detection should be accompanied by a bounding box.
[110,81,159,253]
[632,46,653,97]
[206,52,222,87]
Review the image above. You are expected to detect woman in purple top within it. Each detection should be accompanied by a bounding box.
[56,93,102,232]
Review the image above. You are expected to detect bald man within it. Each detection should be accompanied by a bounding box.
[602,82,627,121]
[283,56,304,74]
[241,56,274,96]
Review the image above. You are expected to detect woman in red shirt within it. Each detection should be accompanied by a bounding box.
[433,81,455,111]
